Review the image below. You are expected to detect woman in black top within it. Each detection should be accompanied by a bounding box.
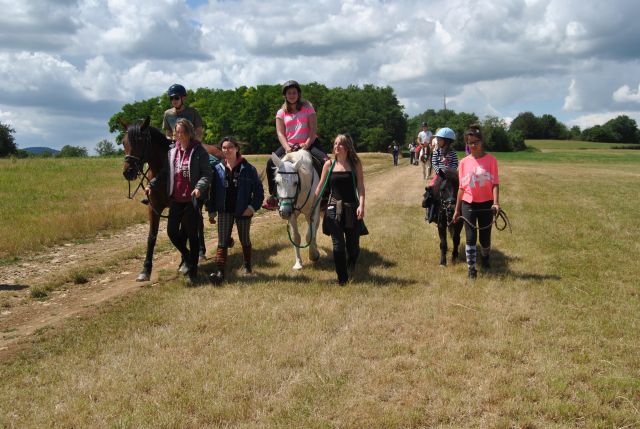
[315,134,366,285]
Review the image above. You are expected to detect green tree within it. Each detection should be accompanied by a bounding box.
[59,145,88,157]
[509,112,540,139]
[0,121,17,157]
[95,139,118,156]
[569,125,581,140]
[604,115,639,143]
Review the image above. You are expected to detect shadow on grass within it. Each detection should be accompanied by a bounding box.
[478,249,561,282]
[198,241,316,285]
[0,284,30,292]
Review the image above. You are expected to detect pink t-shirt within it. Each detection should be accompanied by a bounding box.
[275,103,316,146]
[458,153,499,204]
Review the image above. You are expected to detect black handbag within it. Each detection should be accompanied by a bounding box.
[350,170,369,236]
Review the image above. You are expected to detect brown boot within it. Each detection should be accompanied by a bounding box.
[210,247,227,285]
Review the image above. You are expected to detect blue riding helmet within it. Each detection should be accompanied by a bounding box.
[435,127,456,140]
[168,84,187,97]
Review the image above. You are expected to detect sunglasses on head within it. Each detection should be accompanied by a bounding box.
[170,95,181,101]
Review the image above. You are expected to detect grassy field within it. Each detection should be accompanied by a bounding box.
[1,147,639,427]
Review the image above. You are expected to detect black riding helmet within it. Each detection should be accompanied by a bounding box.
[282,80,301,96]
[168,84,187,97]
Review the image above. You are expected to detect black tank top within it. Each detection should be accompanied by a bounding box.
[329,171,357,203]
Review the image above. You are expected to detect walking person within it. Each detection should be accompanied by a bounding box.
[408,140,417,165]
[390,140,400,166]
[453,125,500,279]
[162,83,222,260]
[207,136,264,284]
[417,121,433,176]
[146,118,212,284]
[315,134,366,286]
[263,80,328,210]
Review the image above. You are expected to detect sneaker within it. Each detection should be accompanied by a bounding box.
[261,195,279,210]
[209,270,224,285]
[241,262,252,275]
[178,261,190,275]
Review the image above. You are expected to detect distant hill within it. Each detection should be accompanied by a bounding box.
[22,147,60,155]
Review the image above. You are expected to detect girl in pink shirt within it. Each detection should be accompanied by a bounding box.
[263,80,328,210]
[453,125,501,279]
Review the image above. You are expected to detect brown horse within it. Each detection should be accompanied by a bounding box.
[121,116,171,281]
[425,168,463,266]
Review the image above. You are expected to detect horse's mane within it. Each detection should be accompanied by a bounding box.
[281,150,314,175]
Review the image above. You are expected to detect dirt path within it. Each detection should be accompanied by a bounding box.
[0,158,422,360]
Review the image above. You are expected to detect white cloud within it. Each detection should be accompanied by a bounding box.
[2,0,640,150]
[613,84,640,103]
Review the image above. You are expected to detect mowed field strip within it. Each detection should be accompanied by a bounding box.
[1,147,639,428]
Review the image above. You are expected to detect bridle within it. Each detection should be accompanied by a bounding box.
[276,161,320,249]
[122,124,170,219]
[124,124,152,200]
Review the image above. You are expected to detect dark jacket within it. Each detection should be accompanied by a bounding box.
[207,158,264,217]
[149,141,212,200]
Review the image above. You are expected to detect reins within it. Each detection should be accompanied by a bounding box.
[453,207,512,233]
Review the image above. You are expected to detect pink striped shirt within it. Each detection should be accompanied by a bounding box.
[276,103,316,146]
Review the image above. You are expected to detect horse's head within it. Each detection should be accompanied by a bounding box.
[271,152,303,219]
[121,116,152,181]
[435,168,459,224]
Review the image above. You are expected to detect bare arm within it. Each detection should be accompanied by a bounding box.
[355,161,365,219]
[453,188,464,223]
[315,160,332,199]
[492,185,500,212]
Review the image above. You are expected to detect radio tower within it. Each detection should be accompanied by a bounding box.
[443,90,447,111]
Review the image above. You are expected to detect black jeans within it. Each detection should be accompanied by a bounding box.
[266,143,327,196]
[330,223,360,284]
[461,201,493,248]
[167,200,200,275]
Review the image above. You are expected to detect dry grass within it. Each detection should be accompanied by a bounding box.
[1,153,639,428]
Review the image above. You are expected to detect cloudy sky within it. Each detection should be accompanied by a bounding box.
[2,0,640,152]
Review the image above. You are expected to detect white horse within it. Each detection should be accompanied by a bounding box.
[271,150,321,270]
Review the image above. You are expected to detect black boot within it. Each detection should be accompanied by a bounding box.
[468,266,477,279]
[334,251,348,285]
[241,245,252,274]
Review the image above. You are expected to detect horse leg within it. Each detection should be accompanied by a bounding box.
[138,208,160,281]
[289,216,304,270]
[308,209,320,262]
[451,222,463,264]
[438,221,448,266]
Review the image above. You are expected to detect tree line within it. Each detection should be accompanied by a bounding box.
[509,111,640,143]
[108,83,408,154]
[3,84,639,158]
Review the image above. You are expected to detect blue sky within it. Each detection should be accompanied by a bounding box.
[1,0,640,153]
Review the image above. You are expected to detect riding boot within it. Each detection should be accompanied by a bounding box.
[241,245,252,274]
[334,251,348,285]
[210,247,227,285]
[480,246,491,269]
[466,244,477,279]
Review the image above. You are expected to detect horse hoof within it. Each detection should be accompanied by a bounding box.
[309,251,320,262]
[293,263,303,270]
[136,272,150,282]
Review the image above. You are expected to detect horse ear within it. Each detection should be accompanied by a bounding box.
[141,116,151,130]
[270,152,281,168]
[293,157,303,171]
